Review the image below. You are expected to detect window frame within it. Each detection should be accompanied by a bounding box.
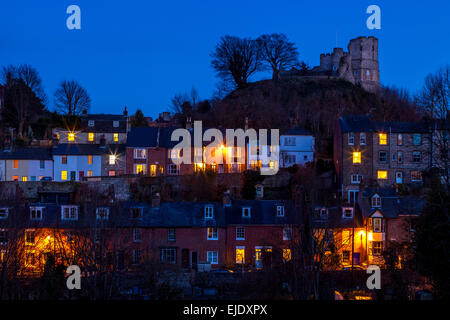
[204,205,214,219]
[207,251,218,265]
[168,228,176,242]
[207,227,218,240]
[242,207,251,218]
[276,205,285,217]
[348,133,355,146]
[236,227,245,240]
[61,206,79,221]
[30,206,44,221]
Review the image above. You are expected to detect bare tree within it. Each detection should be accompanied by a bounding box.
[1,64,47,103]
[417,65,450,119]
[54,80,91,116]
[211,36,261,89]
[256,33,299,80]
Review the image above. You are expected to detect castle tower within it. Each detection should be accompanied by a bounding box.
[347,36,380,93]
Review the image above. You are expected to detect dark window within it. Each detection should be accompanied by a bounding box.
[168,229,176,242]
[379,151,387,162]
[160,248,176,264]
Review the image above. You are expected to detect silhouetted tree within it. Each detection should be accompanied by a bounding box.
[257,33,299,80]
[211,36,262,89]
[417,65,449,119]
[54,80,91,116]
[130,109,148,127]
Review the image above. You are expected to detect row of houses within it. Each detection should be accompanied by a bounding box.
[0,113,315,182]
[0,191,301,273]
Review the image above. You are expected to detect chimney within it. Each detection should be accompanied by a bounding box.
[222,190,232,207]
[152,193,161,208]
[186,117,192,130]
[244,117,249,131]
[123,106,128,116]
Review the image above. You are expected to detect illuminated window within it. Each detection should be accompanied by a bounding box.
[207,251,218,264]
[113,133,119,142]
[377,170,388,180]
[352,152,361,164]
[134,148,146,159]
[411,171,422,182]
[170,149,180,159]
[342,230,350,246]
[109,154,116,165]
[25,230,35,245]
[236,247,245,264]
[61,171,68,181]
[88,132,94,142]
[373,218,383,232]
[283,249,292,262]
[22,176,28,182]
[236,227,245,240]
[372,241,383,255]
[108,170,115,176]
[135,164,146,174]
[150,165,157,176]
[194,163,204,172]
[68,132,75,142]
[250,160,262,170]
[397,134,403,145]
[269,161,277,169]
[87,171,93,177]
[88,155,93,164]
[207,227,218,240]
[12,176,19,181]
[379,133,387,145]
[13,160,19,169]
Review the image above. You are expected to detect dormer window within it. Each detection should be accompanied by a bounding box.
[96,207,109,220]
[0,208,8,219]
[371,195,381,208]
[88,120,95,127]
[61,206,78,221]
[276,205,285,217]
[242,207,251,218]
[348,133,354,145]
[30,207,44,220]
[360,133,366,145]
[204,205,214,219]
[113,120,119,128]
[342,207,353,219]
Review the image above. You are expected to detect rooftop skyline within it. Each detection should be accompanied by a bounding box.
[1,0,449,118]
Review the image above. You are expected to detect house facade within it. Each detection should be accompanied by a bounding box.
[334,115,431,204]
[280,127,315,167]
[53,144,103,181]
[0,148,53,181]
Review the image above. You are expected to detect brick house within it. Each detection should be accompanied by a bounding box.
[334,115,431,203]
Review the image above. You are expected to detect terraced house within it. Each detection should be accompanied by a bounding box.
[0,148,53,181]
[334,115,431,204]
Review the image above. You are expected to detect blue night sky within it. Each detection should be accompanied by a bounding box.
[0,0,449,118]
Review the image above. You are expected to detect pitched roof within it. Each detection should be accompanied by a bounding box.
[52,144,120,156]
[80,114,127,133]
[226,200,300,225]
[0,147,52,160]
[339,115,428,133]
[283,126,312,136]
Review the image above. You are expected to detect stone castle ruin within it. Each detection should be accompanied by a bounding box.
[281,36,380,93]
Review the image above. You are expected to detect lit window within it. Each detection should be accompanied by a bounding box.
[411,171,422,182]
[109,154,116,165]
[25,230,35,245]
[61,171,68,181]
[22,176,28,182]
[194,163,204,172]
[283,249,292,262]
[372,241,383,255]
[207,227,218,240]
[68,132,75,142]
[12,176,19,181]
[135,164,146,174]
[236,247,245,264]
[242,207,251,218]
[87,171,93,177]
[371,195,381,208]
[207,251,218,265]
[108,170,115,176]
[236,227,245,240]
[372,218,383,232]
[204,205,214,219]
[150,164,157,176]
[379,133,387,145]
[113,133,119,142]
[353,152,361,164]
[88,132,94,142]
[13,160,19,169]
[397,134,403,145]
[88,155,93,164]
[377,170,388,180]
[134,149,146,159]
[342,230,351,245]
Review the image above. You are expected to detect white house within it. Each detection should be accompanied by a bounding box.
[279,127,315,167]
[53,144,103,181]
[0,148,53,181]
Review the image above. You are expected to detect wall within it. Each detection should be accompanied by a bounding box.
[53,155,101,181]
